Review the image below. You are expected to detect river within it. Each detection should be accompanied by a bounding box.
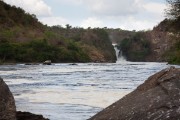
[0,62,179,120]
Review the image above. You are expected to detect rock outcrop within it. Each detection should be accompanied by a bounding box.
[146,19,178,62]
[0,77,16,120]
[17,111,49,120]
[43,60,52,65]
[90,67,180,120]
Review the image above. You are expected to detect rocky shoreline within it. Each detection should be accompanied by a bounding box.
[0,77,49,120]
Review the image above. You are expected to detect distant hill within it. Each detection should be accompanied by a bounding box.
[0,1,116,63]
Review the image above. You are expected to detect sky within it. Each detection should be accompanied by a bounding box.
[3,0,167,31]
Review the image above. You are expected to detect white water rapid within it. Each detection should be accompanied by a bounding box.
[112,44,126,62]
[0,63,179,120]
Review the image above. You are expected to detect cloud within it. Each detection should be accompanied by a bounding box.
[83,0,143,16]
[4,0,52,16]
[81,17,104,28]
[3,0,167,30]
[39,17,69,27]
[53,0,83,5]
[86,16,158,31]
[118,17,156,30]
[143,2,167,18]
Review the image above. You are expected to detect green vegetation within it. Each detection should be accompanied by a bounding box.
[163,39,180,65]
[118,32,151,61]
[49,26,117,62]
[0,1,116,63]
[92,29,116,61]
[0,39,90,63]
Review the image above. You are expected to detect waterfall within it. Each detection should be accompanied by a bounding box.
[112,44,126,62]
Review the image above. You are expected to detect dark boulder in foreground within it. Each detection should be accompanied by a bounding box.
[0,77,49,120]
[17,111,49,120]
[0,78,16,120]
[90,67,180,120]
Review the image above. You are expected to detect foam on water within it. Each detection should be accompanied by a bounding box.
[0,62,179,120]
[15,87,129,108]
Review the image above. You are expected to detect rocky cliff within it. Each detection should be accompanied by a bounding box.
[146,19,179,62]
[90,67,180,120]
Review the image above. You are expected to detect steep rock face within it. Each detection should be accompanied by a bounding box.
[146,20,177,62]
[90,67,180,120]
[0,77,16,120]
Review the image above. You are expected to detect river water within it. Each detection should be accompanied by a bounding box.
[0,62,179,120]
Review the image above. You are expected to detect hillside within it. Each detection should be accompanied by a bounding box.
[0,1,116,63]
[49,26,116,62]
[117,19,180,64]
[147,19,180,63]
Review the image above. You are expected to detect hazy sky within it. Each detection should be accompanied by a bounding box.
[4,0,167,30]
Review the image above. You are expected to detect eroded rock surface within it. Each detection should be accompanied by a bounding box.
[0,77,16,120]
[90,67,180,120]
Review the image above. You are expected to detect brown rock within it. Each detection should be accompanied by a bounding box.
[0,77,16,120]
[16,111,49,120]
[89,67,180,120]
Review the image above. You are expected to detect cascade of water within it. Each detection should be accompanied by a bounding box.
[113,44,120,59]
[118,50,126,62]
[112,44,126,62]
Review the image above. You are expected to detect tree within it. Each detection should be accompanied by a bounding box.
[166,0,180,19]
[66,24,72,29]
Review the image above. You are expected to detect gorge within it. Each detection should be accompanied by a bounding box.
[0,0,180,120]
[0,0,179,64]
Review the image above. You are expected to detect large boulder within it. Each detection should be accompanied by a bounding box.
[0,77,16,120]
[90,67,180,120]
